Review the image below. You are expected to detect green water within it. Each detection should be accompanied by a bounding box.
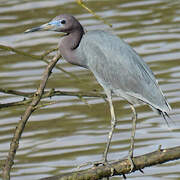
[0,0,180,179]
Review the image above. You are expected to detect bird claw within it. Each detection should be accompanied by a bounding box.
[127,155,144,174]
[93,160,116,177]
[127,155,135,172]
[122,173,127,179]
[139,168,144,174]
[93,159,107,167]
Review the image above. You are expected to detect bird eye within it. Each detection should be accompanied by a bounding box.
[61,20,66,24]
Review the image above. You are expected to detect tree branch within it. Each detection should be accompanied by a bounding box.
[0,88,32,97]
[2,52,61,180]
[0,44,78,80]
[0,89,106,109]
[0,44,44,59]
[76,0,112,28]
[39,146,180,180]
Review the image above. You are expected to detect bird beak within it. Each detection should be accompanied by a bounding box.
[25,21,58,33]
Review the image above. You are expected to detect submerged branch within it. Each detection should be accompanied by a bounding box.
[40,146,180,180]
[2,53,61,180]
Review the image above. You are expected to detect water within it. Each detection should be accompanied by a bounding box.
[0,0,180,179]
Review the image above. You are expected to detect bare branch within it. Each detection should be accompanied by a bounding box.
[0,99,31,109]
[0,88,32,97]
[39,146,180,180]
[2,53,61,180]
[0,44,42,59]
[0,89,106,109]
[0,44,78,80]
[76,0,112,28]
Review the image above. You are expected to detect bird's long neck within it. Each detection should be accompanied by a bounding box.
[59,26,86,67]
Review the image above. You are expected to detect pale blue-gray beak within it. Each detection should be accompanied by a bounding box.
[25,20,60,33]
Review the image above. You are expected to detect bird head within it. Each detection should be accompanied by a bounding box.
[25,14,83,34]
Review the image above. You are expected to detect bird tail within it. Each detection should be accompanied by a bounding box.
[156,109,171,127]
[155,108,176,132]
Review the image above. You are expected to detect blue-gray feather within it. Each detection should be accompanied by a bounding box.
[75,30,171,113]
[24,14,171,116]
[25,14,172,165]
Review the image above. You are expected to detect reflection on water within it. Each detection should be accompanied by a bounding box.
[0,0,180,179]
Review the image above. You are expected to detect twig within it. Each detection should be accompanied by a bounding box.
[2,52,61,180]
[41,48,57,59]
[0,88,32,97]
[76,0,112,28]
[0,44,42,59]
[0,44,78,80]
[34,101,57,110]
[40,146,180,180]
[0,89,106,109]
[0,99,31,109]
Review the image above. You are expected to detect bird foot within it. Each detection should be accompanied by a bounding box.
[94,159,108,166]
[127,155,135,172]
[93,160,116,177]
[127,155,144,173]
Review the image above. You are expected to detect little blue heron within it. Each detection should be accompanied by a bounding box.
[25,14,171,170]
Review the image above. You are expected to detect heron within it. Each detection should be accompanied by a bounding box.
[25,14,171,170]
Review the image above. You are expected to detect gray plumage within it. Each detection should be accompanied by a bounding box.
[25,14,171,168]
[74,30,171,113]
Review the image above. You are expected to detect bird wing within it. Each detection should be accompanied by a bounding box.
[79,30,170,112]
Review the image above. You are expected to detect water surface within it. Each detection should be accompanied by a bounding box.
[0,0,180,179]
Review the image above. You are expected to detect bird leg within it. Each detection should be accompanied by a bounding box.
[103,90,117,163]
[78,90,116,168]
[128,104,137,171]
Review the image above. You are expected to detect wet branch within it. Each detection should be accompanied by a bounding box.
[40,146,180,180]
[2,52,61,180]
